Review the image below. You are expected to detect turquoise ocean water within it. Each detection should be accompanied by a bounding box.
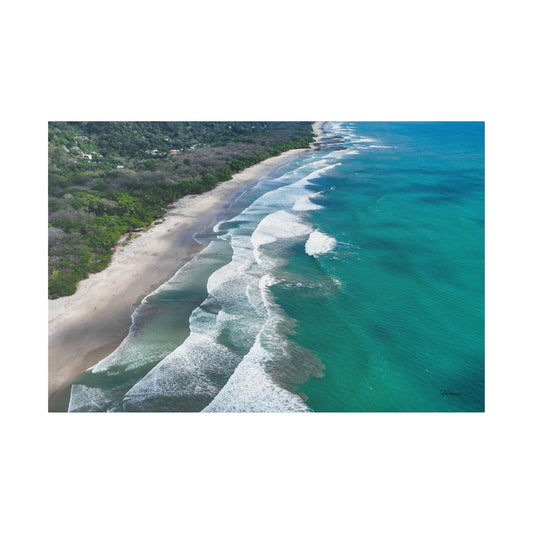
[69,122,484,412]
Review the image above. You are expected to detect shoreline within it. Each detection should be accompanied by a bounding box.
[48,141,317,412]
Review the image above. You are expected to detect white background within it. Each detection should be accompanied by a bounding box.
[2,1,531,532]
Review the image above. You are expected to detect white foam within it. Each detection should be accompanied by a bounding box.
[353,137,376,143]
[68,384,114,412]
[120,207,309,411]
[86,240,227,374]
[250,210,312,249]
[203,273,316,413]
[271,160,326,182]
[243,163,340,217]
[201,341,309,412]
[120,250,281,411]
[305,230,337,257]
[121,250,269,410]
[202,274,309,413]
[298,163,341,185]
[213,219,225,233]
[122,332,243,410]
[206,252,251,294]
[292,194,323,211]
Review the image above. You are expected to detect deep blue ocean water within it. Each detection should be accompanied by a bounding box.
[69,122,484,412]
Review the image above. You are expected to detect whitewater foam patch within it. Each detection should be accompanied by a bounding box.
[251,210,312,249]
[299,163,341,186]
[271,159,328,182]
[352,137,376,143]
[248,162,340,215]
[201,341,310,413]
[202,273,322,413]
[305,230,337,257]
[292,194,323,211]
[122,332,243,411]
[68,384,118,412]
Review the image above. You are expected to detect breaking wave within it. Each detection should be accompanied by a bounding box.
[305,230,337,257]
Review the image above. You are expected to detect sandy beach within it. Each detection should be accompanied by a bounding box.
[48,146,312,411]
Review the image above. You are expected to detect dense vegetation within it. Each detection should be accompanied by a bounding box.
[48,121,314,298]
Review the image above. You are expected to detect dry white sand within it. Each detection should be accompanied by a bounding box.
[48,147,309,409]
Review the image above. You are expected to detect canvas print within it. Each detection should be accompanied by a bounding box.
[48,121,484,412]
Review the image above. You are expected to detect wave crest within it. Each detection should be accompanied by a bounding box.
[305,230,337,257]
[250,210,312,252]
